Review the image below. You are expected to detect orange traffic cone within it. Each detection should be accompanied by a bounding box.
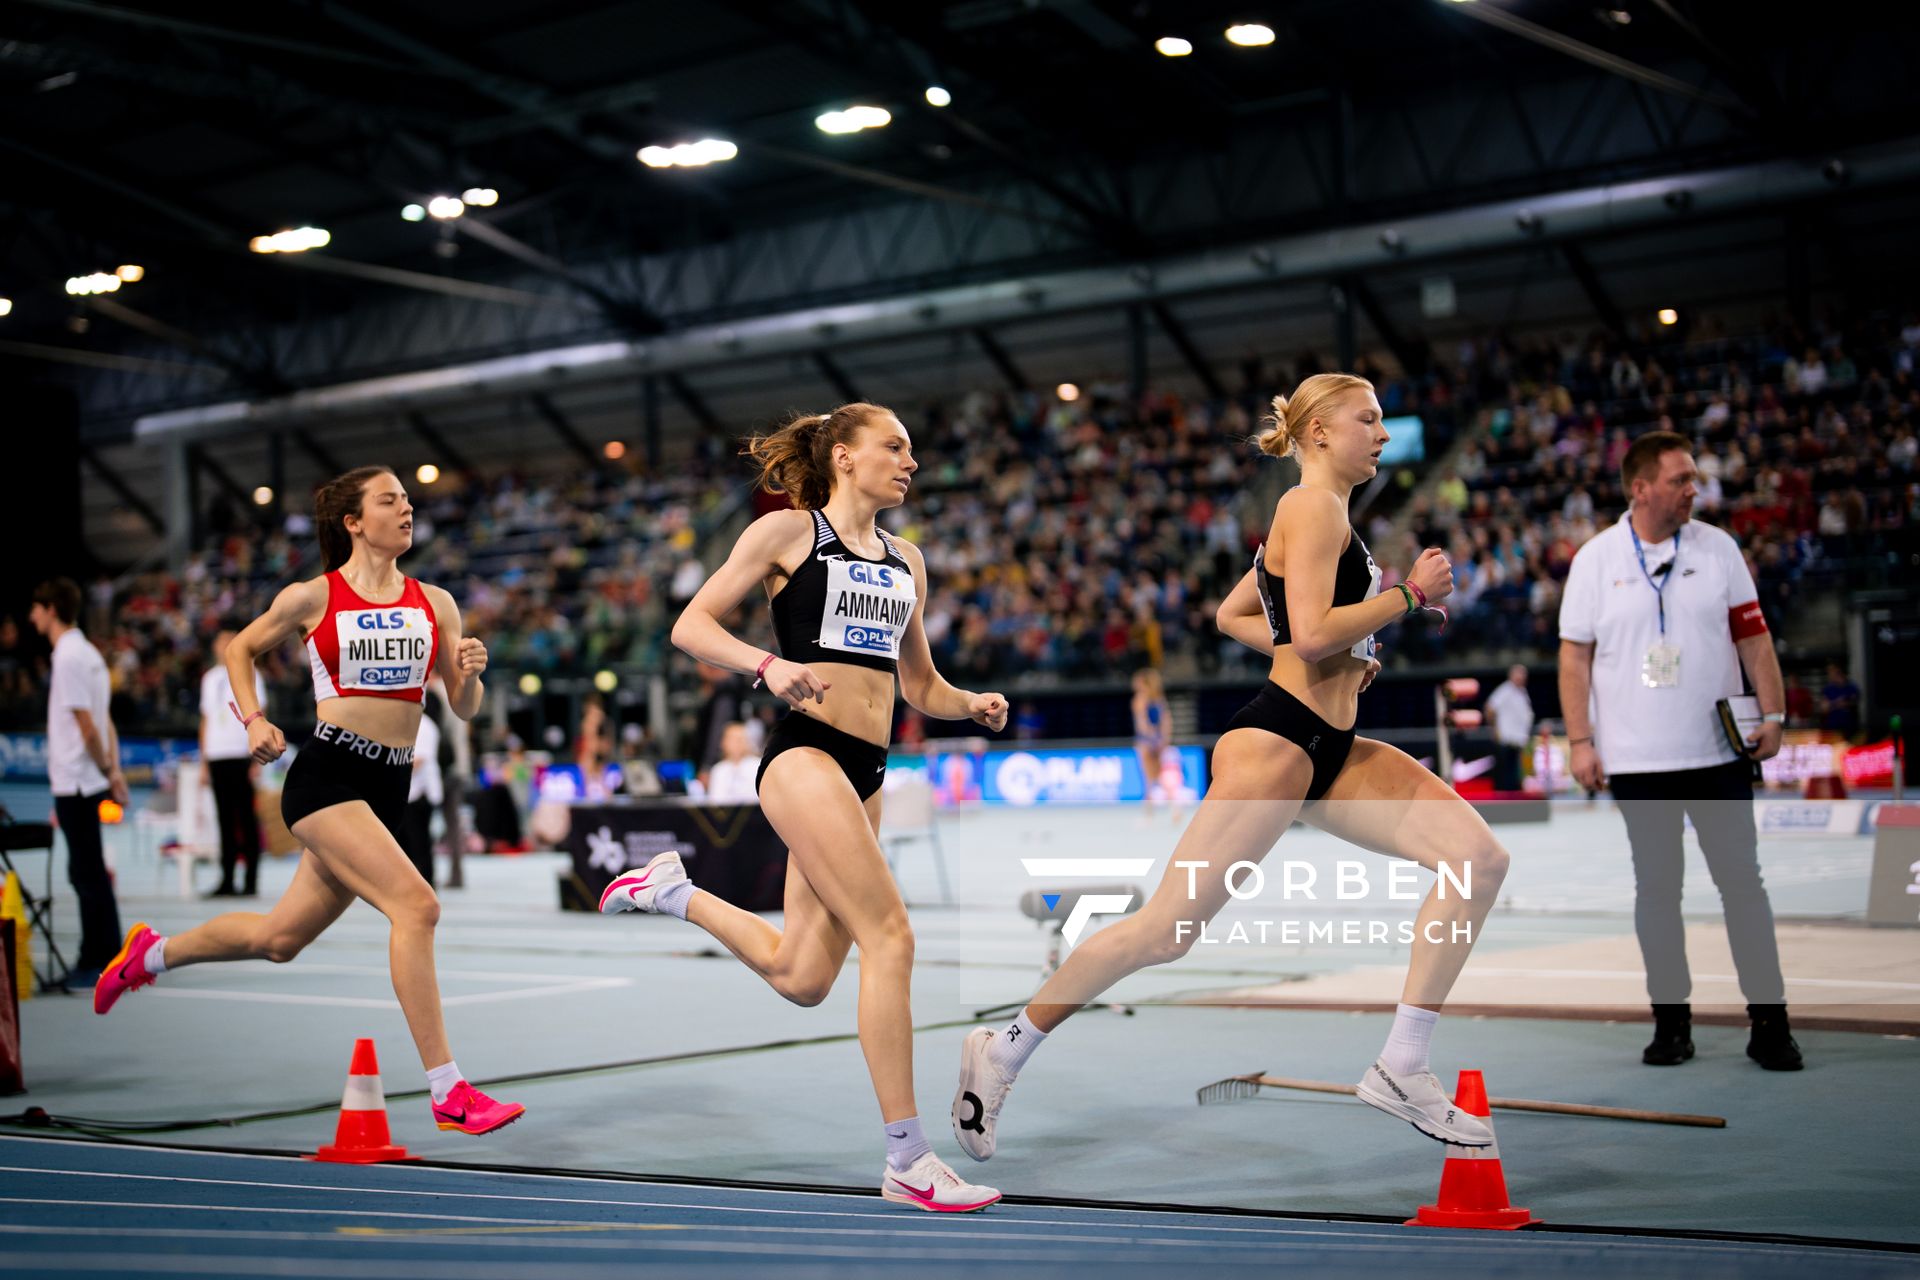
[1406,1070,1538,1229]
[310,1038,418,1164]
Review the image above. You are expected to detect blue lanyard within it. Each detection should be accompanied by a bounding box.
[1629,521,1680,636]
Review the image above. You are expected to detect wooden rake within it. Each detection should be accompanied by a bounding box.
[1196,1071,1726,1129]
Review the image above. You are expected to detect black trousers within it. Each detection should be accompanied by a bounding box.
[53,790,123,972]
[207,758,261,893]
[402,798,436,888]
[1492,743,1524,793]
[1609,759,1786,1006]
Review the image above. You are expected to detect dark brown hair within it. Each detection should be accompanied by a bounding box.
[32,577,82,626]
[741,403,894,511]
[1620,430,1691,492]
[314,465,396,572]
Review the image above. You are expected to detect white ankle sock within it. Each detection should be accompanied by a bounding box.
[986,1010,1047,1075]
[655,881,697,920]
[426,1061,463,1105]
[145,935,169,975]
[884,1115,933,1171]
[1381,1003,1439,1076]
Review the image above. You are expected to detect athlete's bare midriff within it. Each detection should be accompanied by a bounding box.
[766,534,897,748]
[1261,531,1371,731]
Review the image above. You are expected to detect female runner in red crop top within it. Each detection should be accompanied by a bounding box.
[93,466,523,1136]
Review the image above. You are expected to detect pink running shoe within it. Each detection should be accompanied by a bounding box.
[432,1081,526,1136]
[94,922,161,1015]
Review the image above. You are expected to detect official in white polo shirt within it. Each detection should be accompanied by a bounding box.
[200,627,269,897]
[1483,664,1534,793]
[1558,430,1800,1071]
[29,577,128,987]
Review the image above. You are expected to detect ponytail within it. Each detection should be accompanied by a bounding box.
[1255,372,1374,459]
[741,403,892,509]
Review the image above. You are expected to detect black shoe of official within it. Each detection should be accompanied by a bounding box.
[1642,1003,1694,1066]
[1746,1004,1805,1071]
[204,885,238,899]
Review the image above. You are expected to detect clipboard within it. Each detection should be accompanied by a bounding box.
[1716,695,1763,757]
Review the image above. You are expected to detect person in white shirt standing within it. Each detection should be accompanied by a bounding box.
[199,628,268,897]
[1483,664,1534,793]
[700,721,761,804]
[403,710,443,887]
[29,578,128,988]
[1558,430,1800,1072]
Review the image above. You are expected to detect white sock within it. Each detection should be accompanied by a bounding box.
[655,881,698,920]
[986,1010,1048,1075]
[884,1115,933,1171]
[144,935,169,975]
[1381,1003,1440,1076]
[426,1061,463,1105]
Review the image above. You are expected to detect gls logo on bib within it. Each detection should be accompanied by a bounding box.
[336,607,432,691]
[818,557,916,660]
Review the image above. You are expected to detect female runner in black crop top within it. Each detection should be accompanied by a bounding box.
[948,374,1516,1165]
[614,402,1009,1213]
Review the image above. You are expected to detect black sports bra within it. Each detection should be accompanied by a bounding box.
[769,509,918,674]
[1254,525,1383,660]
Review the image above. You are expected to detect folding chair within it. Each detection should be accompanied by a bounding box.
[878,770,952,905]
[0,807,71,993]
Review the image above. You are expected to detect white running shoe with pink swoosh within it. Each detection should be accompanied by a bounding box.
[597,851,689,914]
[879,1151,1001,1213]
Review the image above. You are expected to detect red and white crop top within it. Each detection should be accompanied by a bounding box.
[306,572,439,704]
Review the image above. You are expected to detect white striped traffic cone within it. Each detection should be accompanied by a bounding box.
[310,1038,418,1164]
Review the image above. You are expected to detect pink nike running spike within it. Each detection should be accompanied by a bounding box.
[431,1081,526,1136]
[94,922,161,1015]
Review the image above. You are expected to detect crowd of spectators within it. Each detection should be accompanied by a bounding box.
[1367,314,1919,663]
[7,311,1914,742]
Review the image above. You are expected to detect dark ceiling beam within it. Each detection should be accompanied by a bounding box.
[739,139,1092,240]
[0,337,221,379]
[292,429,345,477]
[452,217,656,328]
[725,0,1141,254]
[972,327,1028,392]
[1642,0,1786,125]
[1343,277,1429,379]
[188,442,259,513]
[1148,302,1224,399]
[1442,2,1748,118]
[314,1,633,166]
[665,373,722,434]
[1560,242,1628,339]
[406,412,474,474]
[0,136,230,240]
[83,296,281,391]
[452,79,660,146]
[528,393,602,467]
[15,0,428,72]
[812,351,862,404]
[78,444,166,535]
[0,136,582,311]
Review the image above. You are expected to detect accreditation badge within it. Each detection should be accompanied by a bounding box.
[1641,641,1682,688]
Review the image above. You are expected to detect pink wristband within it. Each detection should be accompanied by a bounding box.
[228,700,263,729]
[1407,580,1429,608]
[751,654,777,689]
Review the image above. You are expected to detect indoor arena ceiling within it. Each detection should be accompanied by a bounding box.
[5,0,1920,449]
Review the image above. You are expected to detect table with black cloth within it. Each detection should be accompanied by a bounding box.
[562,799,787,912]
